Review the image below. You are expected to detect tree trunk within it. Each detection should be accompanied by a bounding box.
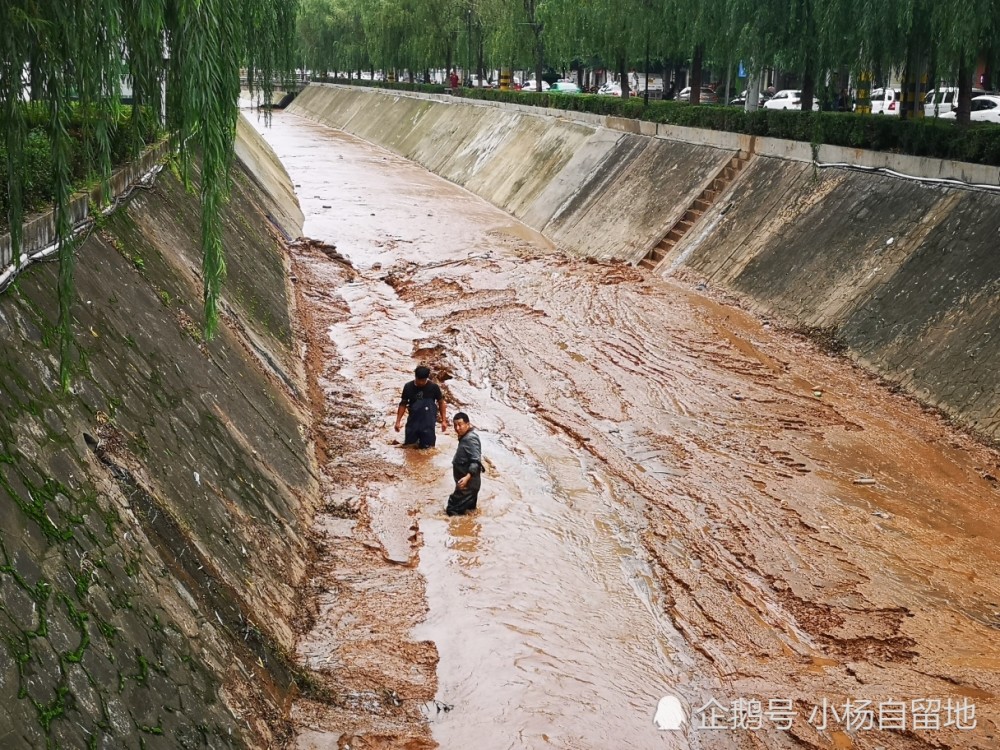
[477,33,484,86]
[618,55,629,98]
[801,65,815,111]
[900,36,927,121]
[956,60,972,125]
[745,67,760,112]
[690,44,703,104]
[29,51,45,101]
[534,30,544,92]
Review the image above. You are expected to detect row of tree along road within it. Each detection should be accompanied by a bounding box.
[295,0,999,124]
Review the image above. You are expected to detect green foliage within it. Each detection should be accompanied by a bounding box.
[295,0,1000,112]
[1,0,297,387]
[0,106,159,232]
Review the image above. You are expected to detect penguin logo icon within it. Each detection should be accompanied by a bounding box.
[654,695,687,730]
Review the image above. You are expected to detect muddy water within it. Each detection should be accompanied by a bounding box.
[250,110,1000,750]
[253,113,699,748]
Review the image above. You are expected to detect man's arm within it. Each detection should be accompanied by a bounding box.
[457,434,482,488]
[394,403,407,432]
[394,384,410,432]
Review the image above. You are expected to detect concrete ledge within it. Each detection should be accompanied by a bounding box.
[816,144,1000,186]
[754,136,816,163]
[606,116,641,134]
[656,123,742,151]
[0,140,170,271]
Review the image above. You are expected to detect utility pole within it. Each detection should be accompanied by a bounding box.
[161,33,170,126]
[466,6,472,85]
[644,30,650,105]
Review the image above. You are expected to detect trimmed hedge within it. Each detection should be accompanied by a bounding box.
[1,105,160,229]
[309,79,1000,167]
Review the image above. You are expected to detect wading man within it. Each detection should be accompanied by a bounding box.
[448,412,482,516]
[395,366,447,448]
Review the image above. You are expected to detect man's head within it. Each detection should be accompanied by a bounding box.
[414,365,431,386]
[453,412,472,437]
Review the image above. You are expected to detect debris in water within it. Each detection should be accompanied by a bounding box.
[872,510,891,519]
[194,471,201,486]
[854,476,877,486]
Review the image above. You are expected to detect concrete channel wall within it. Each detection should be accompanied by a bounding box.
[289,84,1000,441]
[0,118,313,747]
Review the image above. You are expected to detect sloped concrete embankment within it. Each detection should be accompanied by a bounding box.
[289,84,1000,443]
[0,120,315,747]
[288,84,733,262]
[673,156,1000,442]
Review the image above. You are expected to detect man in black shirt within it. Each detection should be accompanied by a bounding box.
[447,412,483,516]
[394,365,447,448]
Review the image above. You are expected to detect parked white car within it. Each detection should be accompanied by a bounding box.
[521,79,550,92]
[939,95,1000,124]
[869,87,902,115]
[924,87,987,117]
[762,89,820,111]
[551,80,581,94]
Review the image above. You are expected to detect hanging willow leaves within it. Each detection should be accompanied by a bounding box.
[1,0,297,389]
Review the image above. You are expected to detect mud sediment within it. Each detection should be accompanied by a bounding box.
[261,114,1000,750]
[290,238,438,749]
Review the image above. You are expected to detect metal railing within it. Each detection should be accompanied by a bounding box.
[0,141,170,294]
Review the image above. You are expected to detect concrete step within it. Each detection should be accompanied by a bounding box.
[722,166,737,181]
[648,247,665,261]
[683,209,701,222]
[693,198,712,212]
[638,258,657,270]
[676,220,694,232]
[702,189,719,202]
[666,228,685,242]
[656,239,674,252]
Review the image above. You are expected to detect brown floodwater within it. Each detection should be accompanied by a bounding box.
[247,109,1000,750]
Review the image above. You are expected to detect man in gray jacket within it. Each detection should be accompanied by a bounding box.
[447,412,482,516]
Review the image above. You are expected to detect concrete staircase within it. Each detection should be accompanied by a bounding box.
[638,151,751,271]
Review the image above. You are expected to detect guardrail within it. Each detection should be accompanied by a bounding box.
[0,140,170,293]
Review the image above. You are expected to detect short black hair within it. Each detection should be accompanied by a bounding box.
[453,412,470,424]
[414,365,431,379]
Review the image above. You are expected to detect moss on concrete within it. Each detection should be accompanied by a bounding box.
[0,151,316,748]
